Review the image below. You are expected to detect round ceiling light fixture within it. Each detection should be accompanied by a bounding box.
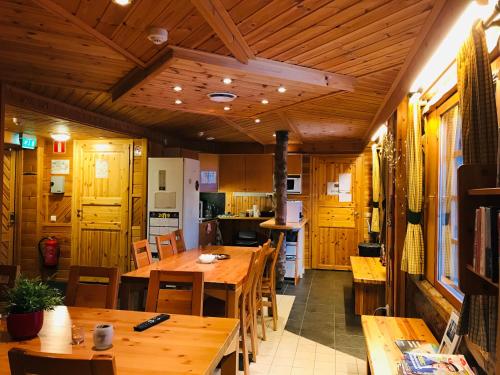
[175,99,183,105]
[207,92,237,103]
[112,0,132,5]
[222,77,232,85]
[147,27,168,45]
[277,86,287,93]
[173,85,182,92]
[261,99,269,105]
[254,118,261,124]
[51,133,70,142]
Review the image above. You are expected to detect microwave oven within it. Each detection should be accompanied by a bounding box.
[287,175,302,194]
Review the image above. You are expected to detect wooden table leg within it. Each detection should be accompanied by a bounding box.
[226,286,241,319]
[119,280,132,310]
[221,332,239,375]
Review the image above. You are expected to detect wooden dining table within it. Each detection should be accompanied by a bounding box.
[0,306,239,375]
[120,246,258,318]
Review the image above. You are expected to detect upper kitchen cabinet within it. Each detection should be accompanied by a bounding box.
[219,154,245,192]
[288,155,303,175]
[199,153,219,192]
[245,155,274,192]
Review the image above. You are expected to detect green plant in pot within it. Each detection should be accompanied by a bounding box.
[5,277,63,340]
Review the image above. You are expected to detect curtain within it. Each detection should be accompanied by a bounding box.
[401,94,424,275]
[441,106,458,279]
[456,21,498,353]
[371,144,380,233]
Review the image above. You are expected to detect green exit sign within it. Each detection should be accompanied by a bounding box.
[21,133,37,149]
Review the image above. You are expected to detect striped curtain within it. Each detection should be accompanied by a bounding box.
[371,144,380,233]
[401,94,424,275]
[456,21,498,353]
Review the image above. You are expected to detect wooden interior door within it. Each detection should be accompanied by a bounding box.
[72,140,132,273]
[312,156,362,270]
[0,149,16,265]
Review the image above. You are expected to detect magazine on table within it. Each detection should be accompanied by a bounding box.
[400,353,473,374]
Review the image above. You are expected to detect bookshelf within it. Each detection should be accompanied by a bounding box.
[457,164,499,375]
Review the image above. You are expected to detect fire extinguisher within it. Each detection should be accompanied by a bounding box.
[38,237,60,267]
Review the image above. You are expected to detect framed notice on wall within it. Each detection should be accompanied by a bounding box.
[51,159,70,175]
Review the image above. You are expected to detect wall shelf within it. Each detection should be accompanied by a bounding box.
[468,187,500,196]
[466,265,499,288]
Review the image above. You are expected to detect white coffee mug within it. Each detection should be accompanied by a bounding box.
[93,324,114,350]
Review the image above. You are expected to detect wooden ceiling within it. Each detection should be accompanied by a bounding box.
[0,0,466,150]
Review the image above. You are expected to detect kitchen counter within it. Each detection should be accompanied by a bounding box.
[259,218,308,230]
[217,215,270,221]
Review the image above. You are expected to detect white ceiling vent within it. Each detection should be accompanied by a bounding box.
[147,27,168,45]
[207,92,237,103]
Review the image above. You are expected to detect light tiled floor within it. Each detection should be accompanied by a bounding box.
[242,293,367,375]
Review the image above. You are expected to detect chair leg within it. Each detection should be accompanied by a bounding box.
[249,304,258,360]
[260,305,267,341]
[240,303,250,375]
[271,292,278,331]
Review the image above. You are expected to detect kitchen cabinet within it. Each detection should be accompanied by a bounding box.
[219,154,273,192]
[288,154,302,175]
[199,153,219,192]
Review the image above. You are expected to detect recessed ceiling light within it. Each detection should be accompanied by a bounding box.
[207,137,215,141]
[261,99,269,105]
[273,133,276,137]
[222,77,232,85]
[112,0,131,6]
[173,85,182,92]
[175,99,183,105]
[277,86,287,93]
[254,118,261,124]
[223,106,231,111]
[198,131,205,137]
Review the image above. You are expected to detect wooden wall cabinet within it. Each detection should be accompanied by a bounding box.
[199,153,219,192]
[219,154,274,192]
[288,154,302,175]
[219,155,245,192]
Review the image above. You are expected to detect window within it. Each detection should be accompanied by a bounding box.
[436,104,463,302]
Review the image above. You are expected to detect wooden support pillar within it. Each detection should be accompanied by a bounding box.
[274,130,288,287]
[0,82,5,242]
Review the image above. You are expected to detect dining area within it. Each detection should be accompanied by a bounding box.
[0,230,284,375]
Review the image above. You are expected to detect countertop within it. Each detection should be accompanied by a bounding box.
[259,218,308,230]
[217,215,270,221]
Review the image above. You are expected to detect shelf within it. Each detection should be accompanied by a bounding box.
[466,264,499,288]
[468,187,500,196]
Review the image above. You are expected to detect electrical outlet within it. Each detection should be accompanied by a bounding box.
[50,215,57,222]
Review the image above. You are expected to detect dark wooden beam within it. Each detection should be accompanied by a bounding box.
[190,0,254,64]
[364,0,469,143]
[4,85,172,145]
[0,82,5,228]
[274,130,288,226]
[32,0,146,68]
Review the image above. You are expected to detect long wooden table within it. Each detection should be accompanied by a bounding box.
[120,246,257,318]
[361,316,438,375]
[0,306,239,375]
[350,256,386,315]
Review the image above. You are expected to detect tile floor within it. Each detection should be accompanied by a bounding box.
[242,269,367,375]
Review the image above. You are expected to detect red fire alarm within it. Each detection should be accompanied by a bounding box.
[53,141,66,154]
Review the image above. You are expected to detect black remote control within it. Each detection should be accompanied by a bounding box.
[133,314,170,332]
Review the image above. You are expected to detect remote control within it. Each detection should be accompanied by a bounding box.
[133,314,170,332]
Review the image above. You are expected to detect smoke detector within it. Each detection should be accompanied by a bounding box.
[147,27,168,45]
[207,92,237,103]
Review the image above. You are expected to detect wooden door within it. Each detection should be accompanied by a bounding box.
[312,156,362,270]
[0,149,16,265]
[72,140,132,273]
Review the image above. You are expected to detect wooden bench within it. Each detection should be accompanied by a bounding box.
[350,256,386,315]
[361,315,438,375]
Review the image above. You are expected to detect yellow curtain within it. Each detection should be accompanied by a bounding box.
[441,106,458,279]
[401,94,424,275]
[456,21,498,354]
[371,144,380,233]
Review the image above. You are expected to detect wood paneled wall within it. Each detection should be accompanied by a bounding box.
[224,193,273,215]
[15,138,147,280]
[361,147,373,242]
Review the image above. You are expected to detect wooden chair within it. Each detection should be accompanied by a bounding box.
[65,266,119,309]
[171,229,186,253]
[8,348,116,375]
[145,270,204,316]
[239,247,262,374]
[253,240,273,341]
[260,232,284,331]
[155,233,176,260]
[131,239,153,269]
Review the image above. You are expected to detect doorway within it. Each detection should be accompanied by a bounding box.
[311,155,363,270]
[0,148,18,265]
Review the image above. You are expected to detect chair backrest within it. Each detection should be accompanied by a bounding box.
[0,265,19,289]
[242,247,262,298]
[171,229,186,253]
[265,233,284,287]
[8,348,116,375]
[131,239,153,268]
[145,270,204,316]
[155,234,176,260]
[252,241,271,299]
[65,266,119,309]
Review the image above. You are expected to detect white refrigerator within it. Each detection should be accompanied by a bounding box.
[147,158,200,255]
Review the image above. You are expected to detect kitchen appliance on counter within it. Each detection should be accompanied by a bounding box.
[147,158,200,255]
[286,174,302,194]
[286,200,303,223]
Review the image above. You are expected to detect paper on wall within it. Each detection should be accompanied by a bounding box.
[327,181,339,195]
[339,192,352,202]
[339,173,351,192]
[95,159,109,179]
[51,159,70,175]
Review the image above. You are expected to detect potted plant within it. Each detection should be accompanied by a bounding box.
[5,277,63,340]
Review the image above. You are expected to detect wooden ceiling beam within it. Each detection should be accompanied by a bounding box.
[170,47,356,91]
[363,0,469,143]
[32,0,146,68]
[277,111,303,142]
[190,0,254,64]
[220,117,266,145]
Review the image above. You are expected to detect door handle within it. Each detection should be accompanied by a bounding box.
[76,209,82,218]
[8,212,15,226]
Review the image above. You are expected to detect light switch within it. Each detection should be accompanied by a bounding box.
[50,215,57,222]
